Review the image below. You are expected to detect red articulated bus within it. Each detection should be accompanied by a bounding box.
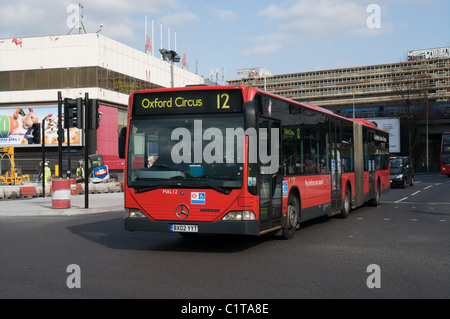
[441,132,450,177]
[118,86,390,239]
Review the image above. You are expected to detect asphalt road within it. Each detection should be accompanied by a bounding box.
[0,174,449,301]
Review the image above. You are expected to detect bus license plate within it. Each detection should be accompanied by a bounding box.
[170,224,198,233]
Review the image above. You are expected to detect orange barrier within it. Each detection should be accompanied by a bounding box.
[20,186,37,198]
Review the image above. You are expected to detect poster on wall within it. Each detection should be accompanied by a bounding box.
[0,106,82,147]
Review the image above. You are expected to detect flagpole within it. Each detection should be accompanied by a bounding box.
[160,22,163,59]
[152,18,154,57]
[145,14,147,53]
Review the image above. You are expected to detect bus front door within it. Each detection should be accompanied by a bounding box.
[258,119,282,233]
[367,129,375,199]
[330,121,342,213]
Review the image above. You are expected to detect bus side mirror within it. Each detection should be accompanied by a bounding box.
[118,127,127,159]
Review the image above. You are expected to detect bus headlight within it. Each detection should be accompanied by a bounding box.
[222,211,255,221]
[125,208,147,218]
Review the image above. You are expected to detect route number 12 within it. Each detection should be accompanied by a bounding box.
[217,93,230,110]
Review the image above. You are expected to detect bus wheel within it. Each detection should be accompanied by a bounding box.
[369,181,381,206]
[282,195,299,239]
[338,186,351,218]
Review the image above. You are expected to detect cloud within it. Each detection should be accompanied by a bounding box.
[259,0,367,36]
[160,12,198,27]
[0,0,66,37]
[244,0,390,58]
[243,32,292,58]
[0,0,182,40]
[211,8,238,23]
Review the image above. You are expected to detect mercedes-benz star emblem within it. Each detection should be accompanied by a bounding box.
[175,204,190,219]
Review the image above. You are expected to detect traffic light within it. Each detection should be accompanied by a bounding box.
[89,99,100,129]
[64,98,82,128]
[31,123,41,144]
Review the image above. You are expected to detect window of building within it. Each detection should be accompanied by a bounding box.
[24,70,37,90]
[0,72,10,90]
[11,71,24,90]
[49,68,62,88]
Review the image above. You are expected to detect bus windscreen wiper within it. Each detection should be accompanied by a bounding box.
[195,181,231,195]
[133,186,165,193]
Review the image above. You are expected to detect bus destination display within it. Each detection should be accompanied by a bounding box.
[132,89,243,115]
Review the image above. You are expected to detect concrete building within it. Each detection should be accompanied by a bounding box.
[228,51,450,172]
[0,33,212,180]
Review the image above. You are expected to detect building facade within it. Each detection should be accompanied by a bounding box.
[228,55,450,172]
[0,33,212,180]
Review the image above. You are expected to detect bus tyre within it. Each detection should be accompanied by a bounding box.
[369,181,381,206]
[338,186,351,218]
[282,195,299,240]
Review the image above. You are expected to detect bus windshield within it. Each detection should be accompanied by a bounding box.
[443,133,450,165]
[442,153,450,165]
[127,115,245,193]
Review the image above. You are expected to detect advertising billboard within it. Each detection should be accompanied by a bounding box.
[0,106,82,147]
[407,47,450,61]
[369,117,400,153]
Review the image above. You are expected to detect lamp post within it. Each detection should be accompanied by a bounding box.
[41,113,53,197]
[352,87,356,118]
[159,49,180,88]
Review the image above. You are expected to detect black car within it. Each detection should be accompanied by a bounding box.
[390,156,414,188]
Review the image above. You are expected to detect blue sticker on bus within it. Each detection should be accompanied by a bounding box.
[191,192,205,204]
[282,181,288,198]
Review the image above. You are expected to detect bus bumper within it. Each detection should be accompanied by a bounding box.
[124,218,260,236]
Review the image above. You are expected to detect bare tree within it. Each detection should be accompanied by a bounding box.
[389,68,432,160]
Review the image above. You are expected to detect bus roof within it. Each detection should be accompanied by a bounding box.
[352,118,379,128]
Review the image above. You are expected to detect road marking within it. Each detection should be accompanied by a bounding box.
[424,185,433,190]
[395,197,408,203]
[411,191,421,196]
[411,219,418,221]
[382,201,450,205]
[383,218,390,221]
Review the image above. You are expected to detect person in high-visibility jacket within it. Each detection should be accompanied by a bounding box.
[44,162,51,184]
[76,160,85,181]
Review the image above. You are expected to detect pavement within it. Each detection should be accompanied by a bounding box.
[0,192,124,216]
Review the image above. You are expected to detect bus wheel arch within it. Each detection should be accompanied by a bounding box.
[281,188,301,240]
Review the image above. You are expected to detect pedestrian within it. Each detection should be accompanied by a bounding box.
[37,160,43,182]
[76,160,84,181]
